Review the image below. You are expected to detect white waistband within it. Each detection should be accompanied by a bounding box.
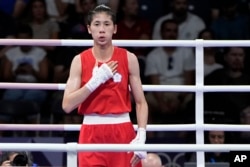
[83,113,130,125]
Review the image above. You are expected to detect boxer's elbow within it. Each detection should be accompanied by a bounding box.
[62,99,73,114]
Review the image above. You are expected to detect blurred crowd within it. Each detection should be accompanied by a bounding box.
[0,0,250,164]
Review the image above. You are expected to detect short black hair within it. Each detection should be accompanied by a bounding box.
[198,28,215,39]
[87,4,116,25]
[160,19,178,33]
[0,151,33,166]
[223,47,245,55]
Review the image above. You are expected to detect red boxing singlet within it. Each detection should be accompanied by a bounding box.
[78,46,131,115]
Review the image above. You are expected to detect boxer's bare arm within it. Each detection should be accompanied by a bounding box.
[62,55,91,113]
[128,51,148,129]
[128,51,148,166]
[62,55,118,113]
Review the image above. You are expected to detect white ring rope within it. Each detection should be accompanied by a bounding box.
[1,83,250,92]
[1,124,250,132]
[1,39,250,47]
[0,124,196,131]
[0,143,249,152]
[0,82,64,90]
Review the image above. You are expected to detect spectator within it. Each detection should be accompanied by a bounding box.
[45,0,69,22]
[76,0,96,13]
[152,0,206,40]
[0,23,48,128]
[238,106,250,143]
[0,10,18,82]
[137,0,168,26]
[205,131,230,163]
[0,151,33,167]
[44,0,77,38]
[210,0,250,40]
[67,0,97,40]
[2,23,48,102]
[142,153,163,167]
[197,28,223,77]
[22,0,60,64]
[114,0,152,84]
[204,47,250,124]
[0,0,29,20]
[23,0,60,39]
[114,0,152,57]
[187,131,231,163]
[187,0,223,26]
[107,0,120,13]
[145,19,195,125]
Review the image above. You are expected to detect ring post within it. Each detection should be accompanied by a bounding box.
[66,142,78,167]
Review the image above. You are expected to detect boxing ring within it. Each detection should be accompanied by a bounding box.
[0,39,250,167]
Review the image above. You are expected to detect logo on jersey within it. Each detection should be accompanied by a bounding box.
[113,73,122,82]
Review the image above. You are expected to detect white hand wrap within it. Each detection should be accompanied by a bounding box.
[130,128,147,159]
[86,63,113,92]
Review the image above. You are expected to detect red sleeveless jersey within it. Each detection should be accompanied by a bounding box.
[78,46,131,115]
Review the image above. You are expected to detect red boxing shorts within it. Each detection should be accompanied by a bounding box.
[78,113,142,167]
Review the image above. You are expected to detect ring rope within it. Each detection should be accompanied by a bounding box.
[0,124,250,132]
[0,143,249,152]
[0,39,250,47]
[1,82,250,92]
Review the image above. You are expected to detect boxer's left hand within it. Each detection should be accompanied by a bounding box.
[130,128,146,166]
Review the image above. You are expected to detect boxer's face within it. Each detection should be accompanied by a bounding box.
[88,12,117,45]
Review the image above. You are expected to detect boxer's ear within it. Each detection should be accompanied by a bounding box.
[113,25,117,34]
[87,25,91,34]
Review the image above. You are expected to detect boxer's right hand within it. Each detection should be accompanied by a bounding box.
[86,61,118,92]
